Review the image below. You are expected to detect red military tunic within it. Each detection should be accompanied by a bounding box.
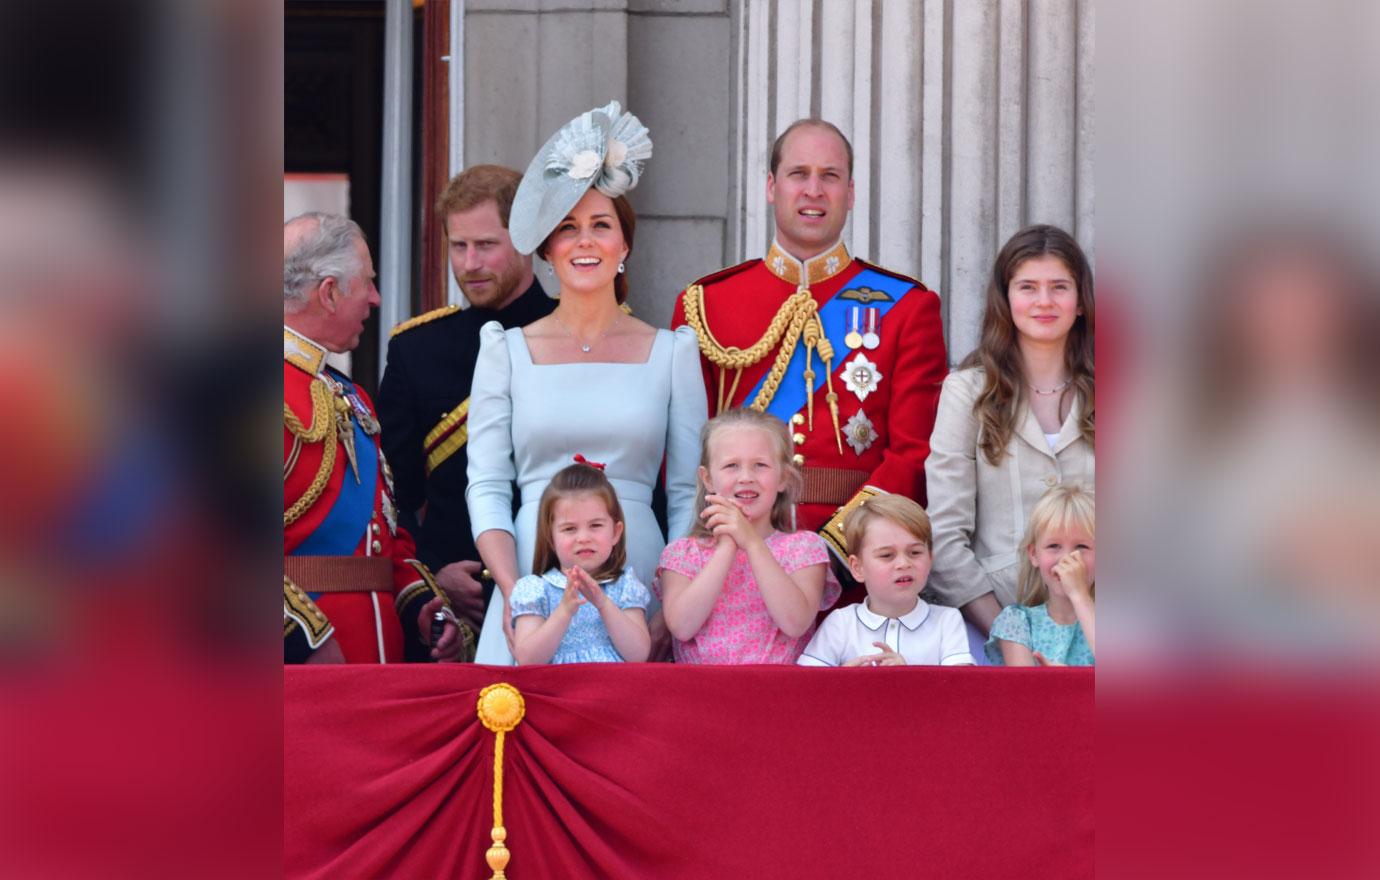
[672,240,947,565]
[283,327,448,663]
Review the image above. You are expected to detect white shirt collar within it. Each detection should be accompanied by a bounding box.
[854,597,931,631]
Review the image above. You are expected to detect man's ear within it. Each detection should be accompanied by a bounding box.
[317,277,339,313]
[765,173,776,204]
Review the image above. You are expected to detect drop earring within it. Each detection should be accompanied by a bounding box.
[617,261,626,274]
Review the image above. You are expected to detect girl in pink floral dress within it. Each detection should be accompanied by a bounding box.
[656,409,840,664]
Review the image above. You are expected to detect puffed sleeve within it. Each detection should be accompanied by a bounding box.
[614,567,652,611]
[508,574,548,620]
[465,321,517,540]
[925,369,1006,608]
[664,326,709,541]
[984,604,1032,664]
[797,609,844,667]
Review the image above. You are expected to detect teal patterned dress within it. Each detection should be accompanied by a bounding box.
[984,603,1094,666]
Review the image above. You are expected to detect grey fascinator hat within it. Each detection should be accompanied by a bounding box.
[508,100,653,255]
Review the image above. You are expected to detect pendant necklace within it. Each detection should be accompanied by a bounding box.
[554,311,620,353]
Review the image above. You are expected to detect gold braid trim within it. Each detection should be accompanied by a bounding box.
[683,285,824,414]
[683,283,843,449]
[284,379,338,527]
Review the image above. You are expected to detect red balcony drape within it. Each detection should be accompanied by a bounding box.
[285,665,1093,879]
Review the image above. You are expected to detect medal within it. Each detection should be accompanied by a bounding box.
[842,352,884,402]
[844,410,878,456]
[844,306,863,350]
[862,307,881,350]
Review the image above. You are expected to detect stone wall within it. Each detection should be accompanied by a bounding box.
[457,0,1093,363]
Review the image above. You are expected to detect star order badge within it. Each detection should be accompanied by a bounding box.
[844,410,878,456]
[842,352,883,402]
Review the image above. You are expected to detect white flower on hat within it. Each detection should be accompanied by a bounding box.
[567,149,601,180]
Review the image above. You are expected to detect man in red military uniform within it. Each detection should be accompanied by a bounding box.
[673,119,947,600]
[283,212,470,663]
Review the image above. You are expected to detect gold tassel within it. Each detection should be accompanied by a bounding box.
[478,683,526,880]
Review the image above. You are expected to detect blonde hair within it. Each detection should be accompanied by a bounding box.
[842,492,932,557]
[688,409,801,539]
[1015,483,1096,606]
[532,462,628,582]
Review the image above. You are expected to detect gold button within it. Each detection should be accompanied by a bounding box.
[792,454,805,465]
[1044,475,1057,488]
[371,539,382,553]
[792,432,806,445]
[791,413,805,426]
[371,522,381,534]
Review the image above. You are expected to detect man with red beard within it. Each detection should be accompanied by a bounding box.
[673,120,947,604]
[377,166,555,632]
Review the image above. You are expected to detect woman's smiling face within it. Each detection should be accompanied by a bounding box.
[542,189,628,296]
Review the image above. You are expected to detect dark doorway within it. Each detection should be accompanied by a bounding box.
[285,0,385,394]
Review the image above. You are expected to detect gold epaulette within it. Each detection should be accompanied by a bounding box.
[390,304,461,337]
[819,485,884,563]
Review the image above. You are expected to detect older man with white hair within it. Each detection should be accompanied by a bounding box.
[283,212,472,663]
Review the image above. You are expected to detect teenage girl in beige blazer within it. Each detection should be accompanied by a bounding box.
[924,225,1095,643]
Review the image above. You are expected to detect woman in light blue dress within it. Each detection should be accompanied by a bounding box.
[466,102,706,664]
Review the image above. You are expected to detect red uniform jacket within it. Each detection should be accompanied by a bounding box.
[283,328,444,663]
[672,241,947,564]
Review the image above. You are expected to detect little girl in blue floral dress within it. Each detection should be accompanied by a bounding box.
[509,459,652,664]
[986,483,1096,666]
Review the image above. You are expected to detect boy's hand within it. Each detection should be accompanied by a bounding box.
[843,641,906,667]
[701,493,758,550]
[568,566,609,610]
[1052,550,1091,600]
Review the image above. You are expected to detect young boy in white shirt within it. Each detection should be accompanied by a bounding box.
[798,493,974,667]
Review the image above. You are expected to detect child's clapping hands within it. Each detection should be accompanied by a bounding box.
[566,565,610,611]
[701,493,759,550]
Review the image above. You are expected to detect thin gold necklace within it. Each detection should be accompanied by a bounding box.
[553,310,621,353]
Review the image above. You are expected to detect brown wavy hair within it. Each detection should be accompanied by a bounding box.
[961,224,1095,466]
[531,461,628,582]
[689,409,801,540]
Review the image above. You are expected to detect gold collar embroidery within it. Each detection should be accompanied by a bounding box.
[283,326,327,376]
[764,239,851,288]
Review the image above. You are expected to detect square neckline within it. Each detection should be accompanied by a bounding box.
[515,325,667,367]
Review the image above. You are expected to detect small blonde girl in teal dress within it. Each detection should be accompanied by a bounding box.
[986,483,1096,666]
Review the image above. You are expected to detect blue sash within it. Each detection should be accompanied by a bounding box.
[291,409,378,558]
[745,266,912,423]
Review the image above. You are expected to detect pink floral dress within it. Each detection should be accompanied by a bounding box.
[654,531,841,664]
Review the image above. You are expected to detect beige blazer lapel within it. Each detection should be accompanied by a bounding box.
[1051,393,1085,456]
[1015,401,1058,461]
